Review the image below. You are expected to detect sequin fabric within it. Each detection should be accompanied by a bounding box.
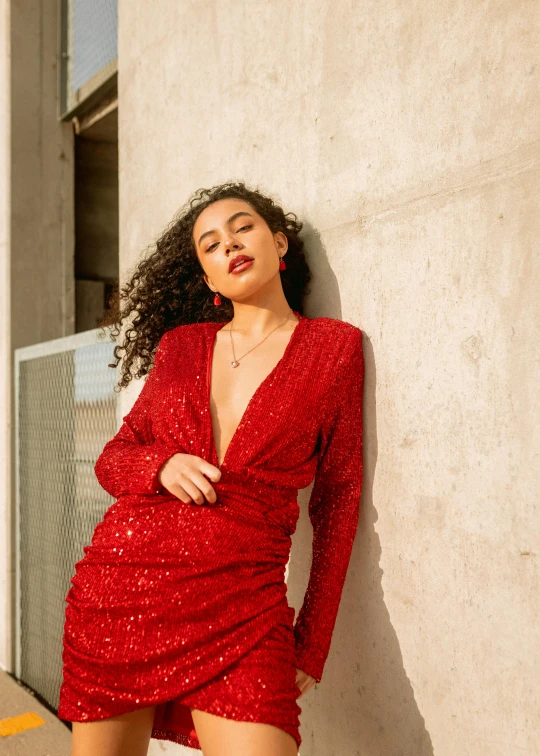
[57,311,364,751]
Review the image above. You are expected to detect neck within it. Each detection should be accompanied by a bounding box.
[228,305,297,335]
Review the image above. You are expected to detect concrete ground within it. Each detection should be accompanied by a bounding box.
[0,669,71,756]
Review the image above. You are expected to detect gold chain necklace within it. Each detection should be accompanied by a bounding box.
[228,309,294,368]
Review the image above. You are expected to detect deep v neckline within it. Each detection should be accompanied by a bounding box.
[205,310,307,469]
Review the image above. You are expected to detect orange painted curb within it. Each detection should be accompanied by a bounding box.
[0,712,46,736]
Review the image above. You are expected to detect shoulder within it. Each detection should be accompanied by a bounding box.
[304,318,363,384]
[306,316,363,353]
[306,315,361,336]
[157,320,221,349]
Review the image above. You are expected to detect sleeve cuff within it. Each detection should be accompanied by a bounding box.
[141,442,180,494]
[294,642,326,684]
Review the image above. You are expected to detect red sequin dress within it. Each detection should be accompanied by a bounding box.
[57,311,364,751]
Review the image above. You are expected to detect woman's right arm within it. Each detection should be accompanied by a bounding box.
[94,329,180,498]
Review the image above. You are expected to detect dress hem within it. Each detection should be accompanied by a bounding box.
[152,726,201,751]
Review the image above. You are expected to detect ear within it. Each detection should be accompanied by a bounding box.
[274,230,288,255]
[203,273,215,293]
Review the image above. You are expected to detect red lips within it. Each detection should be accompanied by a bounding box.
[229,255,254,273]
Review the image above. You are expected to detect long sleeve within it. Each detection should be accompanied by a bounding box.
[293,327,364,683]
[94,330,180,498]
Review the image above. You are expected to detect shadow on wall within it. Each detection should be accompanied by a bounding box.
[288,228,434,756]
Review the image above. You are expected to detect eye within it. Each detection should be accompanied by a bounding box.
[205,224,252,252]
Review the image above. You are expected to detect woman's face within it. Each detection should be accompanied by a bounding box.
[192,198,288,302]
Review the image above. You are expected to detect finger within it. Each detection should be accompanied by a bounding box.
[165,482,193,505]
[164,475,202,505]
[178,475,206,506]
[198,459,222,482]
[190,471,218,504]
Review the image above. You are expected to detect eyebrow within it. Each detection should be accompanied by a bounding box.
[197,211,254,248]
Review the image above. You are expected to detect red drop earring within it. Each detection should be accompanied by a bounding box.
[279,256,286,271]
[213,293,222,306]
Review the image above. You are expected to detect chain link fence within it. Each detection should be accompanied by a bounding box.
[14,329,119,710]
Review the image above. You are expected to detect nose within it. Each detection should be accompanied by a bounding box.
[224,233,241,253]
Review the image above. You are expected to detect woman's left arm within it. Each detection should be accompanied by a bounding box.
[293,327,365,684]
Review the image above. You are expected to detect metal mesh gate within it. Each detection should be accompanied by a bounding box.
[15,329,119,710]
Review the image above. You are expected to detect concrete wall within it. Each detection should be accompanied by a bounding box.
[119,1,539,755]
[10,1,75,347]
[0,0,11,679]
[0,0,74,672]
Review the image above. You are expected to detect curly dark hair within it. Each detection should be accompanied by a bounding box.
[98,180,313,391]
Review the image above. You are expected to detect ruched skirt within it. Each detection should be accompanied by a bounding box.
[57,468,303,751]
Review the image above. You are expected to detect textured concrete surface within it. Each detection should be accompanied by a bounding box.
[117,2,539,754]
[0,0,75,673]
[0,670,71,755]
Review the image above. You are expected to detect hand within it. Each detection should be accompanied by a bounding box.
[157,453,221,505]
[295,668,317,697]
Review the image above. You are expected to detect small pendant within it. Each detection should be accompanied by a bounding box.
[231,360,240,368]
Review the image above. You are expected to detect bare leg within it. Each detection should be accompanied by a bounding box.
[190,707,298,756]
[71,704,157,756]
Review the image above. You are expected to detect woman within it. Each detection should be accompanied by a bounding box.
[58,181,365,756]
